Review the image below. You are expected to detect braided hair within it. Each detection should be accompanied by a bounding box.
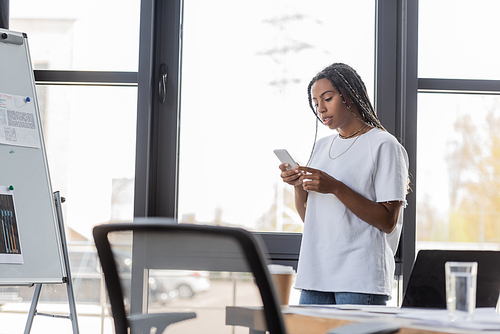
[307,63,386,131]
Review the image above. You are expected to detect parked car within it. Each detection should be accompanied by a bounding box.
[150,270,210,301]
[0,248,210,306]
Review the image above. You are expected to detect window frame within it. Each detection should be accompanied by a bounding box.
[418,79,500,94]
[33,71,137,86]
[134,0,420,299]
[28,0,424,302]
[134,0,182,220]
[375,0,418,294]
[30,0,500,307]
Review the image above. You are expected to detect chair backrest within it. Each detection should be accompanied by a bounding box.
[402,249,500,308]
[93,220,286,334]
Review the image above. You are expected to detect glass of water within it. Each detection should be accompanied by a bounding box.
[445,261,478,321]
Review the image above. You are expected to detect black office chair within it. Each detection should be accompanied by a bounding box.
[402,249,500,309]
[93,220,286,334]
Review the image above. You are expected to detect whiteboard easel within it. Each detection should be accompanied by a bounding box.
[24,192,79,334]
[0,29,79,334]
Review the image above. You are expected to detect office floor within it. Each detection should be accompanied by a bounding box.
[0,303,113,334]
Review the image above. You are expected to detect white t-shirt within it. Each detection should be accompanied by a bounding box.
[294,128,409,297]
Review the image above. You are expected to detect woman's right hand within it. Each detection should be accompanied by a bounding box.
[279,163,303,187]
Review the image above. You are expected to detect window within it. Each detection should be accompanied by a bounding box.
[10,0,140,71]
[0,2,140,333]
[418,0,500,80]
[417,93,500,250]
[142,0,417,306]
[178,0,375,231]
[9,0,140,237]
[416,0,500,251]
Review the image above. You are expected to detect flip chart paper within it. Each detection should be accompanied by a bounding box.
[0,93,41,149]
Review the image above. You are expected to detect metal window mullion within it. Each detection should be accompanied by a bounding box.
[375,0,418,296]
[374,0,398,135]
[131,0,156,314]
[134,0,157,219]
[154,0,183,218]
[400,0,418,296]
[397,0,408,141]
[418,78,500,94]
[134,0,183,219]
[33,70,138,86]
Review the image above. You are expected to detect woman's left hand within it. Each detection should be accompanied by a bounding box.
[297,166,338,194]
[298,167,403,234]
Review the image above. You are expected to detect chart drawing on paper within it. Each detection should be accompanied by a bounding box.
[0,92,40,149]
[0,189,23,264]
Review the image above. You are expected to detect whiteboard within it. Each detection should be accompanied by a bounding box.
[0,28,66,285]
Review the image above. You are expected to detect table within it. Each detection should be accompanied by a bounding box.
[226,305,500,334]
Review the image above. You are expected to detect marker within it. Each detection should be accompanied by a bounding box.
[8,211,14,254]
[8,185,14,191]
[1,212,8,253]
[25,97,31,102]
[2,210,11,253]
[10,211,17,253]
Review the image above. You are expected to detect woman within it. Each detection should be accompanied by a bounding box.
[279,63,409,305]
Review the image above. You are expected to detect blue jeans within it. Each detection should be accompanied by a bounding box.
[299,289,389,305]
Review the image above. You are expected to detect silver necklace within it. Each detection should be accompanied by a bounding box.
[328,129,366,160]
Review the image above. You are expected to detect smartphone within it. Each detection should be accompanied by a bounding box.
[274,149,299,170]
